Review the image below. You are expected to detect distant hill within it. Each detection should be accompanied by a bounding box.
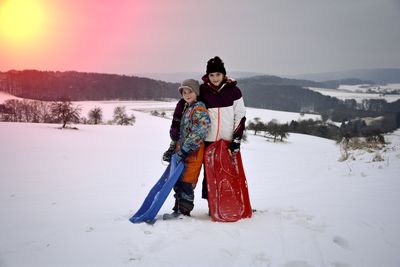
[0,70,334,112]
[289,68,400,84]
[236,76,340,113]
[0,70,180,101]
[236,75,400,123]
[237,75,373,89]
[1,69,399,123]
[238,75,323,88]
[135,71,264,83]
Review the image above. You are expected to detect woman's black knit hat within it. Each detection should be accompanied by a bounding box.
[206,56,226,75]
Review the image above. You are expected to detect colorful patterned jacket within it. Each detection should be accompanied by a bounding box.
[177,101,210,158]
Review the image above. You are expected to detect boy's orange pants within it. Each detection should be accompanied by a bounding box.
[178,143,204,184]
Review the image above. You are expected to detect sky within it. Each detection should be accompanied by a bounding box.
[1,0,400,76]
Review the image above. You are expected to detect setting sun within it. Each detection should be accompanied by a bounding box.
[0,0,46,44]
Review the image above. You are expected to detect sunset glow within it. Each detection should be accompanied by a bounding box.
[0,0,46,45]
[0,1,399,75]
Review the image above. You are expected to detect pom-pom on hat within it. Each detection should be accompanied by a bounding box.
[178,79,200,96]
[206,56,226,75]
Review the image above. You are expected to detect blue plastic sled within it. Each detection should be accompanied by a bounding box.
[129,154,185,224]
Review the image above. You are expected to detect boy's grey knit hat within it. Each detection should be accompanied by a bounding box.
[178,79,200,96]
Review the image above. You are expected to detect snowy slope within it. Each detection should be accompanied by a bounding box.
[307,85,400,103]
[0,91,22,103]
[338,83,400,93]
[1,105,400,267]
[74,100,178,122]
[245,107,320,123]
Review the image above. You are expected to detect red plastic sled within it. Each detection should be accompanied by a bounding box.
[205,139,252,222]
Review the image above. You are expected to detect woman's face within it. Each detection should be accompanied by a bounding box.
[182,88,197,104]
[208,72,224,87]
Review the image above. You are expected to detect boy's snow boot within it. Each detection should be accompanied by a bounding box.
[177,199,193,216]
[173,181,194,216]
[163,211,182,220]
[172,199,179,213]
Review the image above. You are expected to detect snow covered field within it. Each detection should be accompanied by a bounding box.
[307,84,400,103]
[245,107,320,124]
[1,99,400,267]
[0,91,320,124]
[338,83,400,93]
[0,91,21,102]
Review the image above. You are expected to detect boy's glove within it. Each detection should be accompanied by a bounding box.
[229,138,241,154]
[162,140,176,162]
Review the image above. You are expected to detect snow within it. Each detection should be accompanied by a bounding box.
[1,101,400,267]
[74,100,178,122]
[245,107,320,123]
[0,91,22,103]
[307,85,400,103]
[338,83,400,93]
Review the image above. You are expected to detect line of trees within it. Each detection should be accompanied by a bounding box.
[289,119,341,140]
[0,99,54,124]
[0,99,136,127]
[247,117,289,142]
[0,70,180,101]
[248,114,398,143]
[247,117,344,141]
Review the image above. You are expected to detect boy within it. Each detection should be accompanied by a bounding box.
[164,79,210,216]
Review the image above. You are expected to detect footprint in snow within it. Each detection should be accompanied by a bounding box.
[283,260,314,267]
[272,208,326,233]
[143,230,152,235]
[332,235,350,250]
[114,211,134,222]
[251,253,271,267]
[331,262,350,267]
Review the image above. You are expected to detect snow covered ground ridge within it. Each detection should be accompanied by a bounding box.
[1,97,400,267]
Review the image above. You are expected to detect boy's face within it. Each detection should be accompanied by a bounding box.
[208,72,224,87]
[182,88,197,104]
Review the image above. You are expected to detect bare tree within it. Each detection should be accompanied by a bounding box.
[21,99,33,122]
[37,101,52,123]
[0,103,10,121]
[29,100,41,123]
[113,106,135,126]
[266,120,280,142]
[3,99,21,122]
[151,110,159,116]
[277,123,289,141]
[50,100,81,128]
[88,106,103,124]
[247,117,265,135]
